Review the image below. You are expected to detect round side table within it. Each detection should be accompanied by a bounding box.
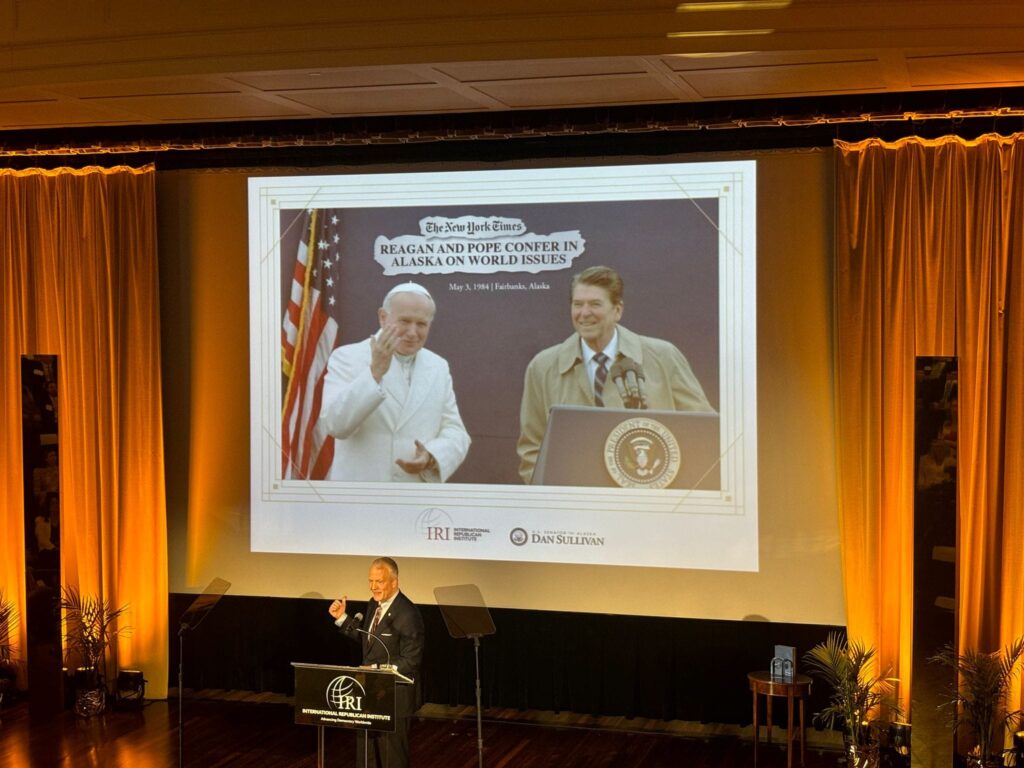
[748,671,812,768]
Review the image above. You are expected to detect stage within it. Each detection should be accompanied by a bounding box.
[0,691,843,767]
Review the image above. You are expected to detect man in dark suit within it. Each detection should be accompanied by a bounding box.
[328,557,424,768]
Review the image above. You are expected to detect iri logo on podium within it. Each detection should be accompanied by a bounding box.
[416,508,453,541]
[326,676,366,712]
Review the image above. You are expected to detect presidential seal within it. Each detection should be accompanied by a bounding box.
[603,417,681,489]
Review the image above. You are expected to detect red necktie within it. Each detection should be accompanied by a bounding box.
[370,606,381,633]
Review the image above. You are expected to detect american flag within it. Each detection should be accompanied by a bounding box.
[281,209,341,480]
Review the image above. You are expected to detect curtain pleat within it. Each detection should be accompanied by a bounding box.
[0,166,167,697]
[835,133,1024,721]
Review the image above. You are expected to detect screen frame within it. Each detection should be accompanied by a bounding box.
[248,160,758,571]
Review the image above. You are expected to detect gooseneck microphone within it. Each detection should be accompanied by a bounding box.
[609,355,648,409]
[351,611,394,669]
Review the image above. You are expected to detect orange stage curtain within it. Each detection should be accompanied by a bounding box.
[835,133,1024,719]
[0,165,168,697]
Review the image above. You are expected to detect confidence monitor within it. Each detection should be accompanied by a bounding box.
[532,406,721,490]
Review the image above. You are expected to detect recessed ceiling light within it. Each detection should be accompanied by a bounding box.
[677,0,791,10]
[672,51,756,58]
[667,28,774,38]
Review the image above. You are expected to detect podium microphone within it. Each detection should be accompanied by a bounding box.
[609,356,648,409]
[353,614,394,669]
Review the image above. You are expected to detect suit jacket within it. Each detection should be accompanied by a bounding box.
[517,325,714,483]
[320,338,471,482]
[337,591,425,715]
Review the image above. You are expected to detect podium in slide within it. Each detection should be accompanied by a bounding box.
[292,662,412,768]
[532,405,721,490]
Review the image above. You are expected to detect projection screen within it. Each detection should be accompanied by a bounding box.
[248,160,757,571]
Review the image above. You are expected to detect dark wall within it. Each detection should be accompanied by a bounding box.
[170,593,840,726]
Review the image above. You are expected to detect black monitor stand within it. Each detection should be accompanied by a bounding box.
[177,577,231,768]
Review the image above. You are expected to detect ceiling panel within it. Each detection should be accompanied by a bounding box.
[0,87,59,104]
[94,93,309,122]
[475,74,681,109]
[0,100,139,128]
[228,68,435,91]
[661,49,881,72]
[435,57,649,83]
[906,50,1024,87]
[683,59,889,99]
[45,76,239,99]
[278,86,488,115]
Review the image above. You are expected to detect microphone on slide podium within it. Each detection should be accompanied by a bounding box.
[608,355,648,409]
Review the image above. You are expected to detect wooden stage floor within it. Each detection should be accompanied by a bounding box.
[0,692,844,768]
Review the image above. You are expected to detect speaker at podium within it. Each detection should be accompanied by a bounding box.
[531,405,720,490]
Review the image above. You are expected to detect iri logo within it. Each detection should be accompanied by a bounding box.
[326,676,365,712]
[416,508,453,541]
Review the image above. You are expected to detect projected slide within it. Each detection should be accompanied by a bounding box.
[248,161,757,570]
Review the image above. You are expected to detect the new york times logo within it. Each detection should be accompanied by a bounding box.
[326,676,365,712]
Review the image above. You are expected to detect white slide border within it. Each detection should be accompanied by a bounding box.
[248,161,758,570]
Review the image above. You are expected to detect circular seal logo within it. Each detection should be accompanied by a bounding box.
[509,527,528,546]
[416,507,453,537]
[326,675,366,711]
[603,417,681,489]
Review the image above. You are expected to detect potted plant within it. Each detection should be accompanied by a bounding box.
[0,589,19,705]
[59,586,129,717]
[931,636,1024,767]
[804,632,901,768]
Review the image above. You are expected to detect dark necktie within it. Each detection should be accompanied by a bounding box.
[593,352,609,406]
[370,606,382,633]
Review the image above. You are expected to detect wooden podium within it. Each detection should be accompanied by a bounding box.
[292,662,412,768]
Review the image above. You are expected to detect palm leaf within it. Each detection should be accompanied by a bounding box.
[930,636,1024,760]
[59,586,131,680]
[0,589,19,664]
[804,632,900,746]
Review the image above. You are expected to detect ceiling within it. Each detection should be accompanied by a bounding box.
[2,0,1024,132]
